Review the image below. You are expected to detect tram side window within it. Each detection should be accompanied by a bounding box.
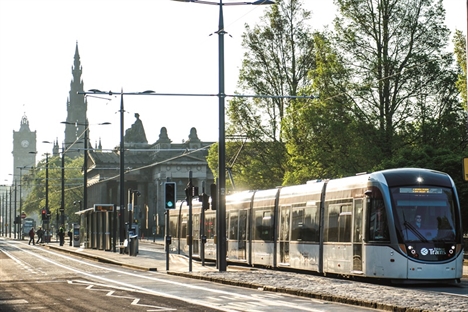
[229,213,239,240]
[291,208,304,241]
[324,204,352,242]
[305,205,320,242]
[204,214,216,239]
[324,205,340,242]
[169,216,178,238]
[368,196,389,242]
[291,205,319,242]
[338,205,352,242]
[181,221,187,239]
[239,211,248,241]
[254,210,274,241]
[193,215,200,240]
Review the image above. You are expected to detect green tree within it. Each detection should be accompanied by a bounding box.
[333,0,453,160]
[453,29,467,110]
[224,0,316,190]
[22,155,83,225]
[283,32,379,184]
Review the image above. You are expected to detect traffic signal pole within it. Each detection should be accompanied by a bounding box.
[187,171,193,272]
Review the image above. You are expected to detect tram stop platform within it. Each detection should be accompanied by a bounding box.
[46,237,225,273]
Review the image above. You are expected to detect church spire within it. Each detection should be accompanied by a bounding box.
[64,41,88,156]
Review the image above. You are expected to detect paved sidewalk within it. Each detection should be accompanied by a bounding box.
[45,240,468,312]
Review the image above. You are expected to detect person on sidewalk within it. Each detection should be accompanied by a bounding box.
[68,229,72,246]
[36,227,44,244]
[28,228,35,245]
[58,225,65,246]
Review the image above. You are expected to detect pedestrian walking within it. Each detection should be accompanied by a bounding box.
[58,225,65,246]
[68,229,72,246]
[28,228,35,245]
[36,227,44,244]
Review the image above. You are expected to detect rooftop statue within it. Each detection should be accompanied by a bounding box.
[124,113,148,143]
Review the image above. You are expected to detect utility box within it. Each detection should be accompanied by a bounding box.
[73,223,80,247]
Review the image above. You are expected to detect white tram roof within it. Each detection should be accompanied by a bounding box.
[325,173,370,200]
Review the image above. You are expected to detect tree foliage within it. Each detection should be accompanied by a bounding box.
[453,29,467,110]
[283,32,380,184]
[333,0,455,158]
[22,155,84,225]
[223,0,316,190]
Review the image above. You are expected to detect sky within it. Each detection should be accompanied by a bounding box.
[0,0,466,185]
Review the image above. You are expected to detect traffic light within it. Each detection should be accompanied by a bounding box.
[200,193,210,210]
[164,182,176,209]
[210,183,217,210]
[41,209,46,220]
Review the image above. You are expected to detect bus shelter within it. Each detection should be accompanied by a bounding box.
[75,204,117,251]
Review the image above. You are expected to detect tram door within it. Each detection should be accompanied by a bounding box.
[352,199,364,272]
[278,206,290,264]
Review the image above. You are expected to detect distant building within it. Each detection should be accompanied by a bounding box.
[59,43,215,237]
[86,114,215,237]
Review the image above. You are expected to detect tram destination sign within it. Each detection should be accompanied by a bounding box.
[94,204,114,212]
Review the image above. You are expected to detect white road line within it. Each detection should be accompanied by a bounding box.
[0,247,41,275]
[3,240,327,312]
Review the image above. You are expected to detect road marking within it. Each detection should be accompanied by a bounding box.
[3,241,347,312]
[0,247,42,275]
[0,299,28,305]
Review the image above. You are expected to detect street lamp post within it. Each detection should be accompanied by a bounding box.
[119,91,125,253]
[45,153,50,239]
[8,187,11,238]
[173,0,274,271]
[13,180,17,239]
[60,143,65,225]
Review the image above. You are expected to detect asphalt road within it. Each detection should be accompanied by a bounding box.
[0,238,381,312]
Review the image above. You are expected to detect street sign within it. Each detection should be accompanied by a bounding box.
[21,213,26,219]
[94,204,114,212]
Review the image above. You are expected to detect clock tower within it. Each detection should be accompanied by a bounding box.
[13,114,36,182]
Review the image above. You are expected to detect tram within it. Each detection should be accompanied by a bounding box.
[169,168,464,283]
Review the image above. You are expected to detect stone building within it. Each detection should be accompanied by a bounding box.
[86,113,215,237]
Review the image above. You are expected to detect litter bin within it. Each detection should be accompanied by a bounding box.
[129,235,139,256]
